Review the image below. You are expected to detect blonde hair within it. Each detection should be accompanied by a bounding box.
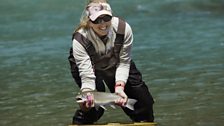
[74,0,108,32]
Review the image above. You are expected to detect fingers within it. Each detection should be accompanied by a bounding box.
[86,93,94,108]
[115,97,127,106]
[115,91,128,107]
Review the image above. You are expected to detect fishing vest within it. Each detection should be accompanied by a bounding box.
[68,18,126,86]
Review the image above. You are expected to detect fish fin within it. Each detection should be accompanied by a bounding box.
[100,105,107,110]
[102,80,110,92]
[125,98,137,110]
[110,105,116,109]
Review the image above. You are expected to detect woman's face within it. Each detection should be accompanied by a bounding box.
[89,15,112,37]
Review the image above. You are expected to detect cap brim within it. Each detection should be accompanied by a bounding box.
[89,10,112,21]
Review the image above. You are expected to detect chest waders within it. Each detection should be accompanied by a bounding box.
[68,18,154,124]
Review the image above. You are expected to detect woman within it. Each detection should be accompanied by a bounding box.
[68,0,154,124]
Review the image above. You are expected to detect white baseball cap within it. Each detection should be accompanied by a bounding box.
[86,2,112,21]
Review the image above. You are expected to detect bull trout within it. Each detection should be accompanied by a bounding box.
[76,91,137,110]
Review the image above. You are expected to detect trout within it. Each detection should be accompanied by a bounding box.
[76,91,137,110]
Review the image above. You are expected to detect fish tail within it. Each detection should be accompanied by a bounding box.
[126,98,137,110]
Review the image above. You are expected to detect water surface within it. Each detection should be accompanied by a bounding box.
[0,0,224,126]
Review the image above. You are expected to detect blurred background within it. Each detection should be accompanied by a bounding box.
[0,0,223,126]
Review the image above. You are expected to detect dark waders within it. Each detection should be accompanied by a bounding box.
[72,61,154,124]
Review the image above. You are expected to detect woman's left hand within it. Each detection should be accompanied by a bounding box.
[115,81,128,106]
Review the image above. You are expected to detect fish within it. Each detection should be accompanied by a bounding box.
[75,91,137,110]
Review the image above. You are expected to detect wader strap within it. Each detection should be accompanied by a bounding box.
[72,32,96,63]
[117,18,126,34]
[114,18,126,58]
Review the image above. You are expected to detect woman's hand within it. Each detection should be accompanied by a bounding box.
[79,88,94,111]
[115,81,128,107]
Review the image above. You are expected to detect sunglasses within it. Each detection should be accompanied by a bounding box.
[90,15,112,24]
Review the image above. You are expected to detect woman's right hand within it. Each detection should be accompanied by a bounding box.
[79,89,94,111]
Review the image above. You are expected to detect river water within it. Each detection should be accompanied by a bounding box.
[0,0,224,126]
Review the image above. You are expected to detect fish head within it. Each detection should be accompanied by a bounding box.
[75,92,87,103]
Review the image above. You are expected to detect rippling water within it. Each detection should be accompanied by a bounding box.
[0,0,224,126]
